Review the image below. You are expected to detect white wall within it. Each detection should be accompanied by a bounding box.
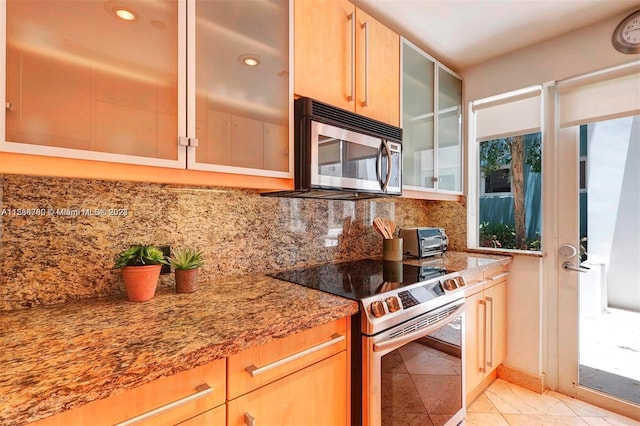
[462,9,638,101]
[504,255,543,376]
[461,7,640,384]
[601,117,640,312]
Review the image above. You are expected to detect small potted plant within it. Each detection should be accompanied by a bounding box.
[114,244,168,302]
[168,247,205,293]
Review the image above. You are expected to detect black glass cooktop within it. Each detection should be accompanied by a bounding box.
[268,258,447,300]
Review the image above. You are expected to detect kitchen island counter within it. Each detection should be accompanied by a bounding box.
[0,274,358,425]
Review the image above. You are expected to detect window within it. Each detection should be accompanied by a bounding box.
[470,86,543,252]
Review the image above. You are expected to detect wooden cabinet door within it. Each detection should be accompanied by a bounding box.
[176,404,225,426]
[465,291,486,403]
[486,280,508,371]
[32,358,226,426]
[227,352,348,426]
[294,0,355,112]
[354,8,400,126]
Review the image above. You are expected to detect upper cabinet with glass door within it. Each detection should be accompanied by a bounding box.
[190,0,290,176]
[401,38,463,197]
[2,0,291,184]
[3,0,184,168]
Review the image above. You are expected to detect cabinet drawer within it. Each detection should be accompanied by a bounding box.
[227,318,347,400]
[462,269,485,296]
[33,358,226,426]
[227,352,348,426]
[176,404,225,426]
[483,266,510,287]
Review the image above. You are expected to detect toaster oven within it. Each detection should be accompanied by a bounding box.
[399,227,448,258]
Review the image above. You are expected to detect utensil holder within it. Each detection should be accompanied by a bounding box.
[383,238,403,262]
[383,260,403,282]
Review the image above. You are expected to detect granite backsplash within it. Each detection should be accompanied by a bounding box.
[0,174,466,311]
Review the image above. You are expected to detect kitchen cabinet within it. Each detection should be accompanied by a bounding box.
[32,358,226,426]
[2,0,291,188]
[401,38,463,198]
[294,0,400,126]
[227,317,349,426]
[464,265,509,404]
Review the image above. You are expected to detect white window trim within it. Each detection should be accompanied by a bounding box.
[467,85,543,251]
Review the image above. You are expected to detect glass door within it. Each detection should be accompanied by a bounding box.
[4,0,184,167]
[557,114,640,419]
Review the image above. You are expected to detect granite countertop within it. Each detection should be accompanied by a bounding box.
[0,274,359,425]
[0,251,510,425]
[402,250,512,273]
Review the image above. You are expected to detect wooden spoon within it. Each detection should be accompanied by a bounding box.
[373,217,390,239]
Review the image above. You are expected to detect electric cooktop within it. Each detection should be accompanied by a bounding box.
[268,258,448,300]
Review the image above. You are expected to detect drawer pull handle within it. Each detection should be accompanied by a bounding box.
[246,334,345,377]
[486,272,510,281]
[245,412,256,426]
[114,383,213,426]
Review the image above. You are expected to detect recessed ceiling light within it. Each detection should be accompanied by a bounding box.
[238,54,261,67]
[113,6,137,21]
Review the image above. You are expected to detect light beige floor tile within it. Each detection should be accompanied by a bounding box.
[464,412,510,426]
[467,393,500,414]
[502,414,589,425]
[547,390,640,424]
[484,379,576,416]
[581,417,640,426]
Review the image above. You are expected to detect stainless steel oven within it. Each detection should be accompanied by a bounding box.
[268,258,467,426]
[362,298,465,426]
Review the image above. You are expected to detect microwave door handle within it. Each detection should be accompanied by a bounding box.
[380,139,392,191]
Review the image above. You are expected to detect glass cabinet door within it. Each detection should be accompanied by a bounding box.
[191,0,290,175]
[401,40,435,189]
[4,0,182,166]
[437,66,462,192]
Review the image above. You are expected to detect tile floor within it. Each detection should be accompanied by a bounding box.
[466,379,640,425]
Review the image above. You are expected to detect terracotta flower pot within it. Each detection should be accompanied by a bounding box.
[175,269,199,293]
[121,264,162,302]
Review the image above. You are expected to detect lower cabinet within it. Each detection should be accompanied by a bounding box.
[465,266,509,404]
[30,318,349,426]
[227,318,349,426]
[32,358,226,426]
[227,352,347,426]
[176,404,226,426]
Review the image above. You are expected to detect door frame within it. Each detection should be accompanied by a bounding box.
[548,84,640,420]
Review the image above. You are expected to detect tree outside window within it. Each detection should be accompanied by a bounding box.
[479,133,542,250]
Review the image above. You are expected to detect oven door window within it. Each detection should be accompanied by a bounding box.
[311,121,385,191]
[380,316,462,426]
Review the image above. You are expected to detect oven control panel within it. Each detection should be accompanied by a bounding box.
[363,273,467,327]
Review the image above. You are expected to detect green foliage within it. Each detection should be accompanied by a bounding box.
[479,221,515,249]
[168,247,205,270]
[114,244,168,268]
[525,137,542,173]
[479,221,541,251]
[479,134,542,177]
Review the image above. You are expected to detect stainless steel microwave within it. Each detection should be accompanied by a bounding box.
[265,97,403,200]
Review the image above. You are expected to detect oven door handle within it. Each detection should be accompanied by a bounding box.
[372,303,466,353]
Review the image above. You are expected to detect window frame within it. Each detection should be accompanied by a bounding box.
[467,86,544,254]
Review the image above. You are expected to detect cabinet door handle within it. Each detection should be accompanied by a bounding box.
[361,20,369,107]
[245,334,345,377]
[244,412,256,426]
[114,383,213,426]
[486,296,494,368]
[348,12,355,102]
[478,299,487,373]
[486,271,510,281]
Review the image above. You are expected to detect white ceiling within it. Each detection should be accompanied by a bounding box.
[353,0,640,71]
